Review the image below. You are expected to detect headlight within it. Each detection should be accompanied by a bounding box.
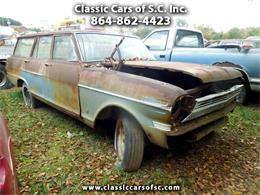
[170,95,196,124]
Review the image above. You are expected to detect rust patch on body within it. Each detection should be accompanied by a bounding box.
[124,60,242,83]
[80,68,187,108]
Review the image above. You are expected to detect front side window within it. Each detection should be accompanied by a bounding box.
[53,35,78,61]
[175,30,204,48]
[143,31,169,50]
[33,36,52,59]
[14,38,34,57]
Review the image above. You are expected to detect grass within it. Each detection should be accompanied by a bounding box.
[0,88,259,194]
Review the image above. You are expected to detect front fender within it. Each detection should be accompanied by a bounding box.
[78,68,187,148]
[78,84,172,148]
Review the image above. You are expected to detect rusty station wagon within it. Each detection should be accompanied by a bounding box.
[6,31,243,171]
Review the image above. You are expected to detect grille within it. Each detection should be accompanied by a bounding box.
[182,85,243,123]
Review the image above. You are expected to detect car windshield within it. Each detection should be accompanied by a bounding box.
[76,33,155,62]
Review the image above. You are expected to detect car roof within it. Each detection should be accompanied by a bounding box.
[149,27,202,34]
[17,30,138,39]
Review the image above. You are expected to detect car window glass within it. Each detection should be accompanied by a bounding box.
[77,33,120,61]
[14,38,34,57]
[76,33,154,61]
[175,30,204,48]
[33,36,52,59]
[53,36,78,61]
[254,42,260,48]
[143,31,169,50]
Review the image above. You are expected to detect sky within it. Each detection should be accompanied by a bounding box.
[0,0,259,32]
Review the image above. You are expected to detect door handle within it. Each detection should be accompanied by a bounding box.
[44,63,52,67]
[159,55,165,58]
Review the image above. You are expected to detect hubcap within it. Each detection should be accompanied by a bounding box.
[0,70,7,87]
[116,120,125,161]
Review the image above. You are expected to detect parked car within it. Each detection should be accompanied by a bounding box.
[0,38,15,89]
[207,39,260,49]
[6,31,243,171]
[143,28,260,103]
[0,115,19,194]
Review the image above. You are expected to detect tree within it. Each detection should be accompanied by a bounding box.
[133,26,155,38]
[193,24,260,40]
[194,25,215,40]
[226,27,241,39]
[176,18,188,27]
[0,17,22,26]
[27,27,42,32]
[244,27,260,37]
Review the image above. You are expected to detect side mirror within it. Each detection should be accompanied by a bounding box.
[145,45,150,50]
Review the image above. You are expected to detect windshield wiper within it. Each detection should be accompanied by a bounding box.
[109,37,125,61]
[103,37,125,70]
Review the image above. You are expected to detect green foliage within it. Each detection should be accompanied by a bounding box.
[194,25,215,40]
[176,18,188,27]
[0,17,22,26]
[228,27,241,39]
[244,27,260,37]
[133,26,155,38]
[27,27,42,32]
[194,24,260,40]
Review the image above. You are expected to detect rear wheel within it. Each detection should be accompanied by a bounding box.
[0,64,13,90]
[114,112,144,171]
[22,83,38,108]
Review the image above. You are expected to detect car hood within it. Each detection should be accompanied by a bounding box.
[124,60,242,83]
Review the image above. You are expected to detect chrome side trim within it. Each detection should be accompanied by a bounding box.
[78,84,172,111]
[182,85,243,123]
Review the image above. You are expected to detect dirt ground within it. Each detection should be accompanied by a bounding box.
[0,89,259,194]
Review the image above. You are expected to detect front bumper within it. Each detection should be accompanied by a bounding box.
[250,78,260,92]
[166,102,236,136]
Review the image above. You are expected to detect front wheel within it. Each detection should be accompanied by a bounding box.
[114,112,144,171]
[22,83,38,108]
[237,85,247,104]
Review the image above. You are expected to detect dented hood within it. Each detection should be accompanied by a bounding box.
[124,60,242,83]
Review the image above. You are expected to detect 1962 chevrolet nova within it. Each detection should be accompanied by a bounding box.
[6,31,243,171]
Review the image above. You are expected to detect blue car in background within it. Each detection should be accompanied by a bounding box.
[143,28,260,103]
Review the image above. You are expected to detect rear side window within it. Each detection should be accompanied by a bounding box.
[53,35,78,61]
[14,38,34,57]
[33,36,52,59]
[175,30,204,48]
